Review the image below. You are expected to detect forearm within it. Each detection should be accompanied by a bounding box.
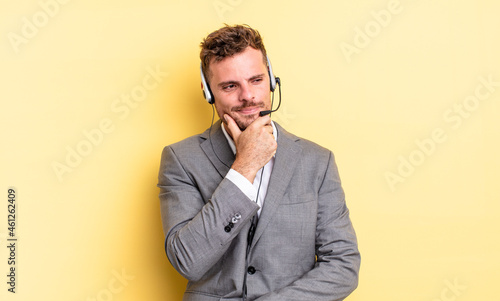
[254,212,360,301]
[159,146,260,281]
[164,178,259,281]
[255,266,359,301]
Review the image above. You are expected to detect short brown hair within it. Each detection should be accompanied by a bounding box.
[200,24,267,80]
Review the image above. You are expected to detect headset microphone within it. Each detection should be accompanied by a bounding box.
[259,77,281,116]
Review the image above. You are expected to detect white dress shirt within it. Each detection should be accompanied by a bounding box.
[221,121,277,217]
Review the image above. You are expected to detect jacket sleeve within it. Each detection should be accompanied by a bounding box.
[158,145,260,282]
[255,151,360,301]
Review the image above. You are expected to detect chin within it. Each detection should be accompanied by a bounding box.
[235,115,257,131]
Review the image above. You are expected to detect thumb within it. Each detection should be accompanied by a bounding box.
[224,114,241,141]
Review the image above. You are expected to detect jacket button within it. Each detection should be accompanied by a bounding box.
[224,226,231,233]
[247,266,256,275]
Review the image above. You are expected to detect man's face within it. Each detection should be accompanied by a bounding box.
[207,46,271,131]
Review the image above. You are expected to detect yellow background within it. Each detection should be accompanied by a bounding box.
[1,0,499,300]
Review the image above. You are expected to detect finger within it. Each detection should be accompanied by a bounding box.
[264,124,273,135]
[259,114,271,125]
[224,114,241,141]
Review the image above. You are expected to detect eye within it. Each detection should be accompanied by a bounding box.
[252,78,263,84]
[223,84,236,91]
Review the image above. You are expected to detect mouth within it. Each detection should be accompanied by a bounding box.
[236,106,261,115]
[233,103,265,116]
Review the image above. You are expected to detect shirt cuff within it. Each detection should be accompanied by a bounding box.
[225,169,258,203]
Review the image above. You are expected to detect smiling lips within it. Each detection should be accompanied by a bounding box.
[237,107,260,115]
[233,103,264,115]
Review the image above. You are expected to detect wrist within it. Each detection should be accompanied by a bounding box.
[231,159,258,183]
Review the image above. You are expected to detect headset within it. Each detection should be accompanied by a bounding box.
[200,55,279,107]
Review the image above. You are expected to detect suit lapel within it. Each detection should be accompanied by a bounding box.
[200,120,235,178]
[252,122,302,247]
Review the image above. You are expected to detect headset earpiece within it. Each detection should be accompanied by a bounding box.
[266,56,277,92]
[200,63,214,104]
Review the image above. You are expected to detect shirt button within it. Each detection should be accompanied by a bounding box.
[224,226,231,233]
[247,266,256,275]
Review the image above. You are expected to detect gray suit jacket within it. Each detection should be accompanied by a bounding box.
[158,121,360,301]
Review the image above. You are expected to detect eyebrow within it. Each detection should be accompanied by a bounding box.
[217,73,266,88]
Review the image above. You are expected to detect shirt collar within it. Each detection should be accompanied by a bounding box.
[221,120,277,155]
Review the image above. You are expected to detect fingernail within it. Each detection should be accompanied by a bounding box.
[224,114,228,122]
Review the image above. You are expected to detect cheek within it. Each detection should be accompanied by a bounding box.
[260,91,271,105]
[214,93,233,108]
[217,102,231,113]
[214,100,233,119]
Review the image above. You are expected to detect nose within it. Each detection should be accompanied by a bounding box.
[239,82,254,102]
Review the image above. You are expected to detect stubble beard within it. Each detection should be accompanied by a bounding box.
[231,101,266,131]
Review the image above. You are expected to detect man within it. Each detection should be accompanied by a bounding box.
[158,24,360,300]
